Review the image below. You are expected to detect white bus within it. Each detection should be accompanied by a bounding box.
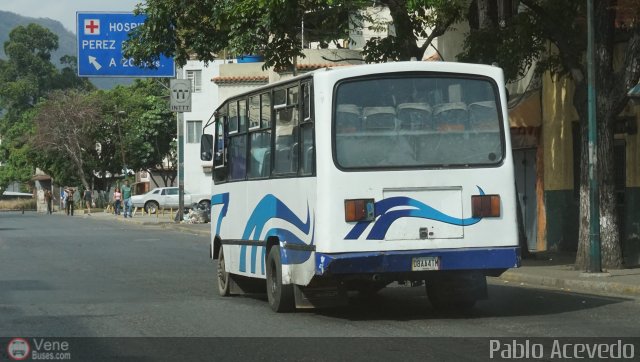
[201,61,520,312]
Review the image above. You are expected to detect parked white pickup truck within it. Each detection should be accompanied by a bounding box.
[130,187,210,214]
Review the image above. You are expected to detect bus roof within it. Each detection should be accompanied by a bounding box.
[215,61,504,112]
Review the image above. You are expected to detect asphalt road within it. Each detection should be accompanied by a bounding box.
[1,211,639,360]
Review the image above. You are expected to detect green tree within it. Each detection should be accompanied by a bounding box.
[0,24,93,190]
[101,80,175,186]
[124,0,466,69]
[460,0,640,269]
[31,90,101,190]
[30,80,175,192]
[362,0,466,62]
[0,24,59,189]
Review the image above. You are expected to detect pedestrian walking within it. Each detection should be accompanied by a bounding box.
[65,188,75,216]
[121,180,133,218]
[113,187,122,215]
[44,189,53,214]
[83,188,93,215]
[61,189,67,211]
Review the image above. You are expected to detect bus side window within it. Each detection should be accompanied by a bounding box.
[228,98,248,181]
[261,93,271,128]
[300,82,314,176]
[248,131,271,179]
[274,109,297,173]
[228,134,247,181]
[274,86,299,174]
[238,99,247,132]
[213,113,227,183]
[228,101,239,134]
[300,125,314,175]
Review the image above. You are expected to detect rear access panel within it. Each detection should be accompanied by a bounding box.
[382,187,463,240]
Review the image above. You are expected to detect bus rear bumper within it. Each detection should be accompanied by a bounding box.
[314,247,520,276]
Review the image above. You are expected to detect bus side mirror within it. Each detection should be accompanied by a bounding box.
[200,134,213,161]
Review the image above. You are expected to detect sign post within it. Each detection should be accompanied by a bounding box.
[76,12,175,77]
[169,80,190,222]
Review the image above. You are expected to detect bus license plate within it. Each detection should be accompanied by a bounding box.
[411,256,440,271]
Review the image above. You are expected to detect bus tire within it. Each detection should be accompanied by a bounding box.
[217,246,231,296]
[266,246,295,313]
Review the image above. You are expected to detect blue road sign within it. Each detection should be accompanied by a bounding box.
[77,12,175,77]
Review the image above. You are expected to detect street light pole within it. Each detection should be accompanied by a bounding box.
[117,110,127,174]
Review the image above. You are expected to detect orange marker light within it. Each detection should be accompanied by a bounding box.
[471,194,501,218]
[344,199,375,222]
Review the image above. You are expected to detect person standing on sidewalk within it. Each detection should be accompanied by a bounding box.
[65,188,75,216]
[83,188,93,216]
[44,189,53,214]
[121,180,133,218]
[61,189,67,211]
[113,187,122,215]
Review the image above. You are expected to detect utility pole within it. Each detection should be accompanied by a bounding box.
[586,0,601,273]
[177,110,185,222]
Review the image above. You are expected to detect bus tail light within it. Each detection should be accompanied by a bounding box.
[471,194,501,218]
[345,199,375,222]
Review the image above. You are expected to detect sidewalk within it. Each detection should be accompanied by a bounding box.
[64,210,640,298]
[496,252,640,299]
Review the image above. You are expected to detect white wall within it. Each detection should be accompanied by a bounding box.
[180,59,224,197]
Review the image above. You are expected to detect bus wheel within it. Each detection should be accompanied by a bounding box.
[217,247,231,296]
[266,246,295,312]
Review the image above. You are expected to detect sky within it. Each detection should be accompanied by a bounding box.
[0,0,142,33]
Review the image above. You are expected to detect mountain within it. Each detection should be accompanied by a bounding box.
[0,11,132,89]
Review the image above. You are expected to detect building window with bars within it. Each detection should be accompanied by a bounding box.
[186,70,202,93]
[187,120,202,143]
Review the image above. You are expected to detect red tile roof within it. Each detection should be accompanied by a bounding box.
[211,76,269,84]
[295,63,355,70]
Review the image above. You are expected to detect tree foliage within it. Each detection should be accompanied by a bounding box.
[100,79,176,184]
[28,80,176,191]
[124,0,466,69]
[363,0,467,62]
[31,90,101,189]
[1,24,175,192]
[460,0,640,269]
[0,24,92,190]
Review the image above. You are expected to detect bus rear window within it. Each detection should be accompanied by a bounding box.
[334,76,503,169]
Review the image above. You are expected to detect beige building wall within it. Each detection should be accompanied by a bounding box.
[542,73,579,191]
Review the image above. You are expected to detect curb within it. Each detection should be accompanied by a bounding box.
[113,216,211,236]
[160,223,211,236]
[498,270,640,298]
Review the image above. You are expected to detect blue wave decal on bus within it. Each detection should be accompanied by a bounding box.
[345,186,485,240]
[211,193,230,236]
[239,195,314,273]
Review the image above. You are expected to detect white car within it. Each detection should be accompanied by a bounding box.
[130,187,210,214]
